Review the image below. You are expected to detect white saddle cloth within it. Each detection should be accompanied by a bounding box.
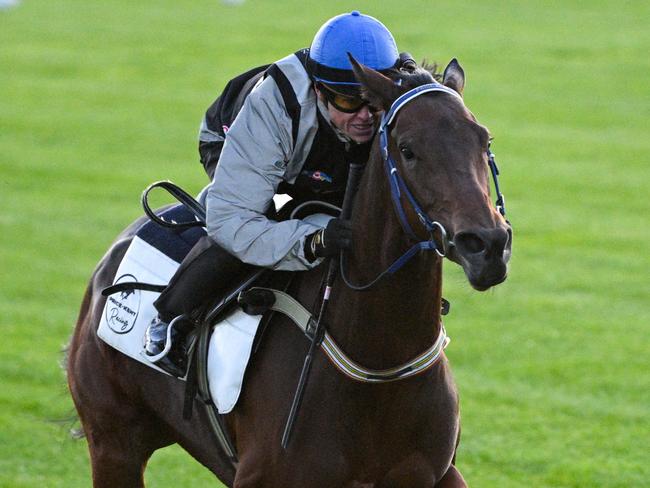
[98,235,262,414]
[98,213,332,414]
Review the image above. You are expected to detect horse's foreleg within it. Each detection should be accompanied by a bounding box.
[232,448,350,488]
[378,452,464,488]
[434,465,467,488]
[377,453,435,488]
[377,461,466,488]
[434,425,467,487]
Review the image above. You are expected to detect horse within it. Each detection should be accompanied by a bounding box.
[67,57,512,487]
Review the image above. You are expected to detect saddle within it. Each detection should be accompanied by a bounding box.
[97,182,332,393]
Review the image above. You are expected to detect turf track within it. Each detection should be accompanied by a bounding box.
[1,1,648,486]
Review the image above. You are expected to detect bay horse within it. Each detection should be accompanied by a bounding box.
[67,58,512,487]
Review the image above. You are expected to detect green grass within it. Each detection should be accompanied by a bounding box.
[1,0,648,486]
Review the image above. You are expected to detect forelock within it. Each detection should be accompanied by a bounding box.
[384,61,442,90]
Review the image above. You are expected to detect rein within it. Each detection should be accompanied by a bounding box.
[341,82,507,291]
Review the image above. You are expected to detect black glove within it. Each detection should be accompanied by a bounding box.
[304,218,352,261]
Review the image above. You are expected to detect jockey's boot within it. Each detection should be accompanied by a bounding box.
[144,315,194,378]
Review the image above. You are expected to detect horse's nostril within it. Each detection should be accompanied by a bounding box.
[455,232,486,255]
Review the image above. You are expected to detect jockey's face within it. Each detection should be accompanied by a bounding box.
[315,86,379,144]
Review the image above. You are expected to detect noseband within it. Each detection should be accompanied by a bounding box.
[341,82,507,291]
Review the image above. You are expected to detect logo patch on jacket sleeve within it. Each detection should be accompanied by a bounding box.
[307,170,333,183]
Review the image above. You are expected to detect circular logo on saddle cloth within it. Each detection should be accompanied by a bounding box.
[105,274,141,334]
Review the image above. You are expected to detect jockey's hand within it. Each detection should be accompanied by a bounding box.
[305,218,352,261]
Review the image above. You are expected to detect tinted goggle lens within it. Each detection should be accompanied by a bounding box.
[320,84,368,113]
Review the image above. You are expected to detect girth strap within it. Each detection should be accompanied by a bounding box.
[239,287,450,383]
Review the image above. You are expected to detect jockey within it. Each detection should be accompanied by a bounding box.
[145,11,414,376]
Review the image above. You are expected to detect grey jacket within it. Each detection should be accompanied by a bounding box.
[205,53,328,271]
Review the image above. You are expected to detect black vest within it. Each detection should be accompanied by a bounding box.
[277,109,371,207]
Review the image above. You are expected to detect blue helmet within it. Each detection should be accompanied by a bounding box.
[308,11,399,93]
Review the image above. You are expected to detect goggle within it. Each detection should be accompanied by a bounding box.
[318,83,377,114]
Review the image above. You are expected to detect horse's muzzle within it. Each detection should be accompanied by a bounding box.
[451,226,512,291]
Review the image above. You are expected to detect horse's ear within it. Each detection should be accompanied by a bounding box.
[348,53,402,111]
[443,58,465,96]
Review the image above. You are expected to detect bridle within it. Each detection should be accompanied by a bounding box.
[274,81,509,429]
[341,81,507,291]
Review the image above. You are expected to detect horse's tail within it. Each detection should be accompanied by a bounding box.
[63,264,97,376]
[61,281,94,440]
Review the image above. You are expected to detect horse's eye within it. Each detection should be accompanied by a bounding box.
[399,144,415,160]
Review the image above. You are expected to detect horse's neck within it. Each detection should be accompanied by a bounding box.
[327,153,443,368]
